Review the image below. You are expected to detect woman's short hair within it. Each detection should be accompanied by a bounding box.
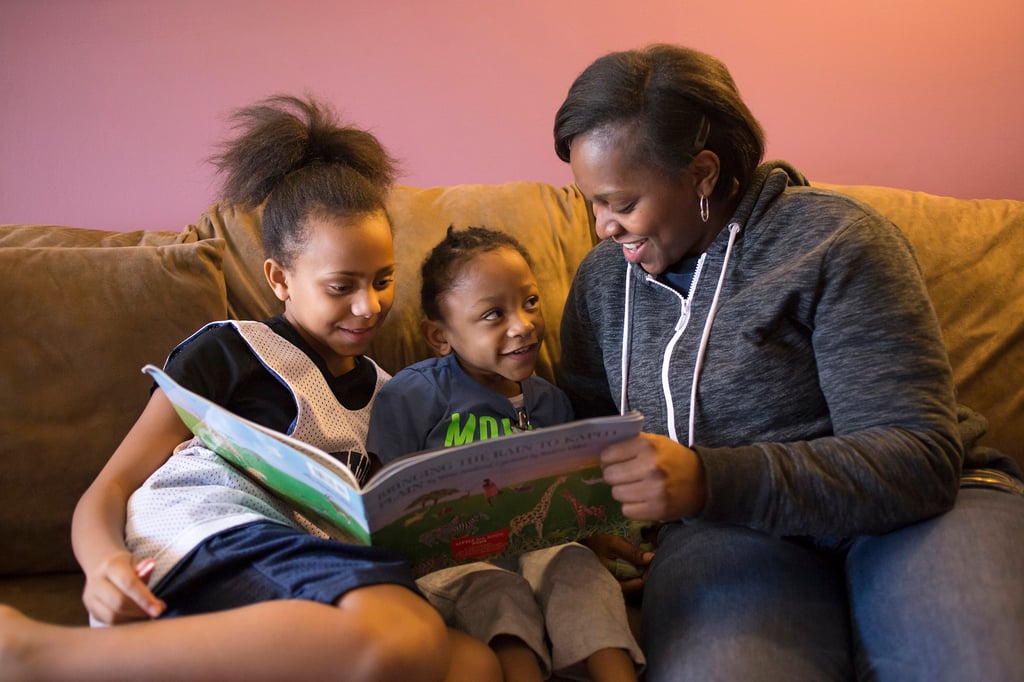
[554,44,765,201]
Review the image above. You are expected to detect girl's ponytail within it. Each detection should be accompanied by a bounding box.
[210,94,397,265]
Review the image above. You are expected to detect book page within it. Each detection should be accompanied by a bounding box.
[361,412,644,575]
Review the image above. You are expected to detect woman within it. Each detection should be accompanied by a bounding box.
[553,44,1024,681]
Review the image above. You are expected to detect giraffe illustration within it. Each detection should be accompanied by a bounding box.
[559,490,606,532]
[509,475,568,539]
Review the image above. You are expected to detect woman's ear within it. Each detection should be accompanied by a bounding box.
[265,259,290,303]
[690,149,722,199]
[421,318,452,356]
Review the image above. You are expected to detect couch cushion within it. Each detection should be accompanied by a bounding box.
[0,572,87,625]
[182,204,283,322]
[819,184,1024,466]
[188,182,597,383]
[0,223,186,248]
[0,239,228,575]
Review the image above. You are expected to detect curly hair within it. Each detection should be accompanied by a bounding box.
[420,226,534,321]
[209,94,398,266]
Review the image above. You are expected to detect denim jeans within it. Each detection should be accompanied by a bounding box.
[641,487,1024,682]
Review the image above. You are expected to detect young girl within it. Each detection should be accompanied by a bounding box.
[0,96,499,682]
[367,226,644,682]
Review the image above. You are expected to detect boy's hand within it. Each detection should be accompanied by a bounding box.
[82,551,165,624]
[582,533,654,595]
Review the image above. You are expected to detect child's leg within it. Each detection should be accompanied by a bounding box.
[1,585,497,682]
[491,634,545,682]
[585,646,640,682]
[446,627,504,682]
[520,543,644,680]
[418,561,551,679]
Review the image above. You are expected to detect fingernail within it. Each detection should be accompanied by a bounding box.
[135,558,155,579]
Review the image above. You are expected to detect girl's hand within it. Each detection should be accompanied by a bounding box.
[82,551,165,624]
[582,533,654,595]
[599,433,707,521]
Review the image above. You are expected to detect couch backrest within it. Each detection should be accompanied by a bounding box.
[0,224,228,574]
[192,180,1023,468]
[188,182,598,384]
[1,180,1021,578]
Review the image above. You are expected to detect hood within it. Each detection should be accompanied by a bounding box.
[730,160,808,233]
[618,161,808,446]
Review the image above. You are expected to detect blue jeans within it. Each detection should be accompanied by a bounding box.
[641,487,1024,681]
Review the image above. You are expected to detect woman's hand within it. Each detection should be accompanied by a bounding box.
[599,432,707,521]
[82,551,165,625]
[582,533,654,595]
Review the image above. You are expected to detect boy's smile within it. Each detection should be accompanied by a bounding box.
[426,246,545,397]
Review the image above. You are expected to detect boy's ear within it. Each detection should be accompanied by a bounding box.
[421,318,452,356]
[265,258,289,302]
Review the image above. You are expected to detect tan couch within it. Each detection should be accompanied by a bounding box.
[2,180,1021,626]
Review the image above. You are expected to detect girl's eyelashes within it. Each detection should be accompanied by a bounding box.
[326,277,393,295]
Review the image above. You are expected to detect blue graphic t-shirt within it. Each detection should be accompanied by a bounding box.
[366,353,574,464]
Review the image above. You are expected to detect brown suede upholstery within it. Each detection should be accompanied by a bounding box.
[0,180,1019,625]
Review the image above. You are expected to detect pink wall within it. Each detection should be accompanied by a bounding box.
[2,0,1022,232]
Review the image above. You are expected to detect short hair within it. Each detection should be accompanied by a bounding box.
[420,226,534,321]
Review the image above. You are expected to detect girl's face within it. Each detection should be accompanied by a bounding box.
[570,124,715,276]
[269,210,395,376]
[425,247,544,397]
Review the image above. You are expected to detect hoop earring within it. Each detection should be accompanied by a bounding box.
[699,194,710,223]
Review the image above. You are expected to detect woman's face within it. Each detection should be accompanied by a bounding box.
[570,124,713,276]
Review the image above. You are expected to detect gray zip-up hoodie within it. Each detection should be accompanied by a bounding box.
[559,161,969,538]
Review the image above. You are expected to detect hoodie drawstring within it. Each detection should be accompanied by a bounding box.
[619,265,633,415]
[686,222,742,446]
[617,221,743,445]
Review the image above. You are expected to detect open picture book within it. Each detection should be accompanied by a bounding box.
[145,364,645,576]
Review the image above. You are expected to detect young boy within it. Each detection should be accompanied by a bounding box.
[368,226,644,682]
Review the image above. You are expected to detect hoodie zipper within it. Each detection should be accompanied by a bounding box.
[640,253,706,443]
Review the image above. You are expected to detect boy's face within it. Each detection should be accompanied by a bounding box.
[425,247,545,397]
